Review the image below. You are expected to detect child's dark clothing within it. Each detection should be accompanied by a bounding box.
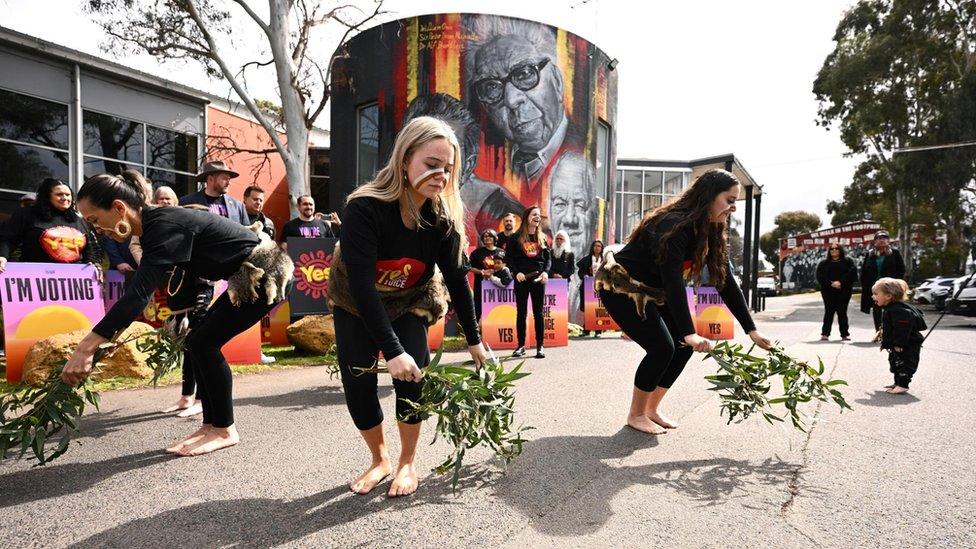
[880,301,927,388]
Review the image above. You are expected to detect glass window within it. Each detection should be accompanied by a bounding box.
[147,126,198,173]
[146,168,195,197]
[0,141,70,192]
[622,194,642,238]
[595,121,610,199]
[643,171,663,194]
[642,194,662,213]
[0,88,69,150]
[83,157,142,178]
[83,110,144,164]
[309,148,331,212]
[356,103,379,186]
[664,171,683,195]
[622,170,642,193]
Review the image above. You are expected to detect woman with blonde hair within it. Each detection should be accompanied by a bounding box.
[328,116,487,497]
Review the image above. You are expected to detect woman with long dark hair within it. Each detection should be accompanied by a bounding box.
[596,169,772,434]
[577,239,604,336]
[506,205,551,359]
[328,116,486,497]
[0,178,95,271]
[816,243,857,341]
[60,171,292,457]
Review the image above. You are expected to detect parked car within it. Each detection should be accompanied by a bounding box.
[756,276,778,296]
[946,275,976,316]
[915,277,958,306]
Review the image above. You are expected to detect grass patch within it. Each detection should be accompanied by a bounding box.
[1,345,335,394]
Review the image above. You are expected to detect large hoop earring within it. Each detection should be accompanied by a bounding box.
[114,220,131,237]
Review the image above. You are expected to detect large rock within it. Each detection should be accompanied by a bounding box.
[21,322,156,386]
[286,314,336,355]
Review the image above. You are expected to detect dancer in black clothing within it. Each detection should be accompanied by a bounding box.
[61,171,291,457]
[596,169,772,435]
[507,205,551,359]
[816,243,857,340]
[328,116,487,497]
[469,229,508,322]
[577,239,604,336]
[0,178,96,271]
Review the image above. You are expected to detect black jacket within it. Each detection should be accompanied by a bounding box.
[860,249,906,312]
[549,250,575,279]
[880,301,926,350]
[816,257,857,295]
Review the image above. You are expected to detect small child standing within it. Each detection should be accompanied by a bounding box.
[872,277,927,394]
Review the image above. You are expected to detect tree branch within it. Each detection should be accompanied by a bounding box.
[230,0,272,37]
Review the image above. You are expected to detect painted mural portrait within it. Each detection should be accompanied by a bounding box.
[548,152,596,262]
[402,93,523,235]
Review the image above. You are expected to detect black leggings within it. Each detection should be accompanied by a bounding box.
[334,307,431,431]
[889,345,920,388]
[820,291,851,338]
[599,289,694,392]
[181,286,215,397]
[183,282,284,428]
[515,279,545,348]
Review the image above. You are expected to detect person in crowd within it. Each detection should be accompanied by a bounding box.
[100,233,136,274]
[596,169,772,435]
[243,186,275,240]
[496,212,520,252]
[577,239,604,337]
[0,178,96,272]
[549,230,575,279]
[816,243,857,341]
[873,277,926,394]
[281,195,339,250]
[469,229,508,322]
[179,160,249,225]
[19,192,36,208]
[859,230,906,341]
[62,171,291,456]
[327,116,486,497]
[506,205,551,359]
[130,185,177,266]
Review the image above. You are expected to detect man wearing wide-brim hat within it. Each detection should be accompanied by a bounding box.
[859,229,906,340]
[178,160,249,226]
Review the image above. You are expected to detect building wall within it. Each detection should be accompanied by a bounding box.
[331,13,618,261]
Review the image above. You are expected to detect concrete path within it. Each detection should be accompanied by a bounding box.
[2,293,974,548]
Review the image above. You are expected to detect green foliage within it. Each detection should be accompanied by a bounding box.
[353,347,532,492]
[136,329,188,387]
[705,341,852,432]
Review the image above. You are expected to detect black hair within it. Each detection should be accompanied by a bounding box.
[32,178,79,222]
[589,240,604,256]
[77,170,149,211]
[480,228,498,243]
[827,243,847,260]
[244,185,265,198]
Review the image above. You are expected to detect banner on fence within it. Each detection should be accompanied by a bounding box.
[480,279,568,350]
[287,237,336,317]
[582,277,620,332]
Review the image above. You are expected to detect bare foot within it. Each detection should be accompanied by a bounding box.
[161,395,195,414]
[626,414,666,435]
[888,386,909,394]
[166,425,212,454]
[176,401,203,418]
[388,463,419,497]
[646,411,678,429]
[350,460,392,495]
[177,426,240,456]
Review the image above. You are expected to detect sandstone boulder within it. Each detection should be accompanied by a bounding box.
[286,314,336,355]
[21,322,156,386]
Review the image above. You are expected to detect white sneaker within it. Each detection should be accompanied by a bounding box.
[261,353,276,364]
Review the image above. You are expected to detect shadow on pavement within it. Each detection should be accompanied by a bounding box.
[0,449,171,508]
[72,410,169,441]
[492,428,797,536]
[854,390,921,407]
[234,385,391,412]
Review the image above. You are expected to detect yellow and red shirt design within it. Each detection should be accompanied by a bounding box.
[522,241,541,258]
[40,226,86,263]
[682,259,693,281]
[375,258,427,291]
[482,255,499,270]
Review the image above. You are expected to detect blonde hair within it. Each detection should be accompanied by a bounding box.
[872,277,909,301]
[347,116,467,254]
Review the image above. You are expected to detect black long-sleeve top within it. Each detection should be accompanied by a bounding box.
[338,196,480,359]
[612,214,756,337]
[880,301,926,349]
[816,257,857,293]
[506,235,552,277]
[549,250,575,278]
[577,254,601,278]
[469,246,506,283]
[92,207,259,338]
[0,207,94,264]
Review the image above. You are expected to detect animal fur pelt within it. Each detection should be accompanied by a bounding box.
[593,251,666,319]
[227,221,294,306]
[328,244,448,325]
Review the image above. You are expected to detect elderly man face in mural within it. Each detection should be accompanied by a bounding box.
[471,33,567,180]
[548,153,596,261]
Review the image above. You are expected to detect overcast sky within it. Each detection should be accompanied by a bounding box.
[2,0,861,234]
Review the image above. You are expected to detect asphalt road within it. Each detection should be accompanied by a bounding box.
[2,293,974,548]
